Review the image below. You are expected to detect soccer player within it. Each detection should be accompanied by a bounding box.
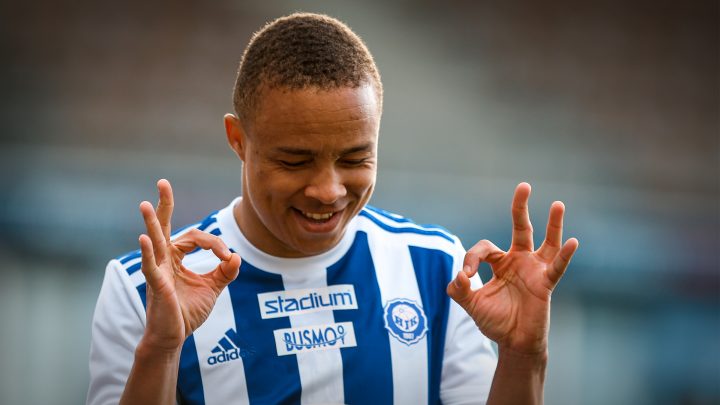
[87,13,578,405]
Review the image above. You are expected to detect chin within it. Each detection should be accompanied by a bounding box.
[292,235,341,256]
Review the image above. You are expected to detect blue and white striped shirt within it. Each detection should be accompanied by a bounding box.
[88,198,497,405]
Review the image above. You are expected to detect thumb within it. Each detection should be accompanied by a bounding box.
[446,270,473,309]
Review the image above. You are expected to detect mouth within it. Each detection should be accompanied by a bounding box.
[292,207,344,233]
[301,211,336,221]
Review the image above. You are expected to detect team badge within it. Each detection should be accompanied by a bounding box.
[383,298,428,346]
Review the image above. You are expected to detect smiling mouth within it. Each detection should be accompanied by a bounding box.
[292,207,345,234]
[301,210,336,221]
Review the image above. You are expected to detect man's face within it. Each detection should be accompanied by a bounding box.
[226,84,380,258]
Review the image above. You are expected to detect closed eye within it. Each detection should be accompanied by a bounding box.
[279,160,311,168]
[342,158,370,166]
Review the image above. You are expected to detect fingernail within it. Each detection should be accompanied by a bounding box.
[463,265,471,275]
[454,275,461,288]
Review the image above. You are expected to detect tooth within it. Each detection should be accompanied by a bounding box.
[304,212,333,220]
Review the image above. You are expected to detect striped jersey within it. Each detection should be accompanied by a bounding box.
[87,198,497,405]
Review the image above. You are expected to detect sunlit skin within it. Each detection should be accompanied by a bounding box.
[122,87,578,404]
[447,182,579,356]
[135,181,241,351]
[121,180,241,405]
[224,84,381,258]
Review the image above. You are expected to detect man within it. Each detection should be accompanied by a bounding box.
[87,13,578,405]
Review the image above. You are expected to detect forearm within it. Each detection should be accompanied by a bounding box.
[120,339,181,405]
[486,347,548,405]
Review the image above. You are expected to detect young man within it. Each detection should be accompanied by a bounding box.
[87,13,578,405]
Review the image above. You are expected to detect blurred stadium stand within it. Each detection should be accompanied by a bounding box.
[0,0,717,404]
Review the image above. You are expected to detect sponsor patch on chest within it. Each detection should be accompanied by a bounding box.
[273,322,357,356]
[257,284,357,319]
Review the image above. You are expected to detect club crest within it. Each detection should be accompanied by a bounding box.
[383,298,428,345]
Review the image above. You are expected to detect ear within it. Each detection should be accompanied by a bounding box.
[224,113,247,161]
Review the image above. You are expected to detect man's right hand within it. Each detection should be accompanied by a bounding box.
[120,179,240,405]
[137,179,241,352]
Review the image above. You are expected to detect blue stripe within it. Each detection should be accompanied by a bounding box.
[197,213,219,232]
[227,262,301,403]
[364,205,411,222]
[127,261,142,275]
[359,211,454,243]
[177,334,206,405]
[409,246,453,404]
[118,249,141,264]
[329,232,394,404]
[365,205,453,234]
[136,283,147,309]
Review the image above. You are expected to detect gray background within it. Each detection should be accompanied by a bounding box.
[1,0,718,404]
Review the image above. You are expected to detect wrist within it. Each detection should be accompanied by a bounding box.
[496,345,548,371]
[488,347,548,405]
[136,334,184,361]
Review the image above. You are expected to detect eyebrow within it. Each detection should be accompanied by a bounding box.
[275,142,374,156]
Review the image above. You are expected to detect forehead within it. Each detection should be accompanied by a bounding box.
[246,85,381,148]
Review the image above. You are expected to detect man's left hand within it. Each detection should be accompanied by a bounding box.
[447,182,579,355]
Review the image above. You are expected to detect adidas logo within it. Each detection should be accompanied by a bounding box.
[207,328,254,366]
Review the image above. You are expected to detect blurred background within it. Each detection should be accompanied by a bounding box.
[0,0,717,404]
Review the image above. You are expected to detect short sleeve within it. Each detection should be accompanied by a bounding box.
[86,260,146,405]
[439,245,498,405]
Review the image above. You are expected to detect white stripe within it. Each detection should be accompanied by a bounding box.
[281,269,346,405]
[193,288,250,405]
[367,231,429,405]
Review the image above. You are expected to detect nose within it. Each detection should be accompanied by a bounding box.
[304,165,347,204]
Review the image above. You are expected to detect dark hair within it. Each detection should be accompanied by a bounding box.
[233,12,383,121]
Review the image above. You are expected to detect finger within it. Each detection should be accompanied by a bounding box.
[463,239,504,277]
[547,237,579,286]
[155,179,174,242]
[446,270,474,309]
[139,234,163,289]
[173,228,232,261]
[140,201,167,263]
[536,201,565,261]
[510,182,534,251]
[207,253,241,290]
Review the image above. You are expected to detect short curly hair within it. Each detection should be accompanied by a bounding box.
[233,13,383,122]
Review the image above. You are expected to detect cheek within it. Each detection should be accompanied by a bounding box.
[347,169,376,194]
[257,169,307,201]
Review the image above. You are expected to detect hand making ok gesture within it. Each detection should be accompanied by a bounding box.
[137,179,241,352]
[447,182,579,355]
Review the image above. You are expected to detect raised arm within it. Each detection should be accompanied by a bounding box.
[120,179,241,405]
[446,182,579,404]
